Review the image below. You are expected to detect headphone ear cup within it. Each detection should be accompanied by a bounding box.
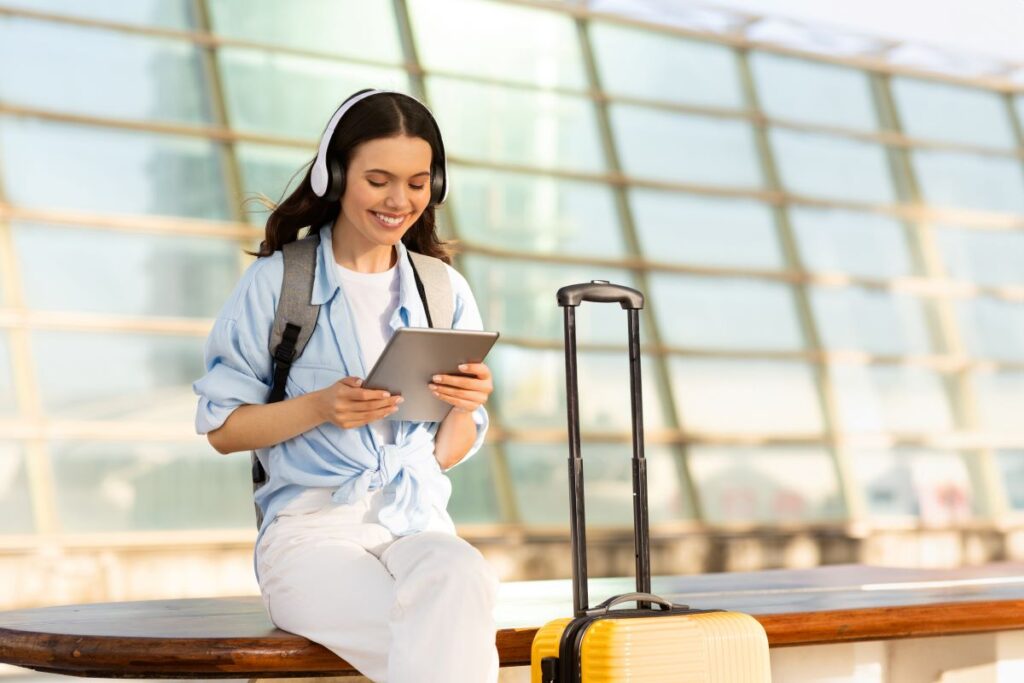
[324,156,344,202]
[429,165,446,206]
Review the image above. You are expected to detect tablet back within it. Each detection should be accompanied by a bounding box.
[365,327,499,422]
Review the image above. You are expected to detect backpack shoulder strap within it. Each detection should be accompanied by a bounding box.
[267,232,321,402]
[253,231,321,516]
[407,250,454,329]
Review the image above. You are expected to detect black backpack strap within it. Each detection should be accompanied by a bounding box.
[267,322,301,403]
[267,233,322,395]
[251,232,322,522]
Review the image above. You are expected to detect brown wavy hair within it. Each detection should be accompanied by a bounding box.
[246,89,453,264]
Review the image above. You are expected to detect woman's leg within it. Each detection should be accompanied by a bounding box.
[379,531,500,683]
[257,512,397,682]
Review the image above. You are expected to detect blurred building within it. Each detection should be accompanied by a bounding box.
[1,0,1024,611]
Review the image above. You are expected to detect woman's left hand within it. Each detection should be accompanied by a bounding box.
[428,362,493,414]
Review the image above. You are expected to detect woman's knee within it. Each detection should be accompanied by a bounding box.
[400,533,499,599]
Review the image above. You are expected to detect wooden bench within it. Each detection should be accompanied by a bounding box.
[4,564,1024,679]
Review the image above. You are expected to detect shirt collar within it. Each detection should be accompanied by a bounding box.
[310,223,428,328]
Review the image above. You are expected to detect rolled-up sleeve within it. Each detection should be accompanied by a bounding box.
[193,257,278,435]
[193,317,272,434]
[445,265,491,467]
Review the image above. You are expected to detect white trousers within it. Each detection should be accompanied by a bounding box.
[256,488,500,683]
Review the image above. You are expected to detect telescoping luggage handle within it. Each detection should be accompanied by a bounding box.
[558,280,662,616]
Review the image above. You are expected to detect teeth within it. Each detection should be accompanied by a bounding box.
[373,212,403,226]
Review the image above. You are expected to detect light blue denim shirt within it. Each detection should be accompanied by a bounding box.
[192,223,489,582]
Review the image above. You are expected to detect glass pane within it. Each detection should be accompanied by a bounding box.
[997,450,1024,511]
[14,223,243,318]
[410,0,586,89]
[462,256,647,344]
[854,449,975,524]
[505,443,689,526]
[957,297,1024,362]
[912,150,1024,214]
[1015,97,1024,133]
[770,129,895,203]
[450,165,626,258]
[0,118,229,219]
[51,441,253,532]
[491,347,667,432]
[791,208,916,278]
[209,0,401,62]
[973,370,1024,432]
[0,17,210,124]
[689,446,844,523]
[591,22,742,108]
[446,444,501,524]
[750,52,877,131]
[0,335,15,415]
[33,331,204,423]
[236,143,313,224]
[611,104,762,187]
[811,288,937,355]
[427,77,605,173]
[631,190,784,269]
[669,359,824,435]
[218,47,409,139]
[0,442,34,533]
[830,365,954,433]
[0,0,194,28]
[937,226,1024,287]
[650,275,803,351]
[892,78,1015,148]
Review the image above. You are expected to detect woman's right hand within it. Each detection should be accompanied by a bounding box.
[316,377,403,429]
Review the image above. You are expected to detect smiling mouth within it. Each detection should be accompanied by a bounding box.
[368,210,408,229]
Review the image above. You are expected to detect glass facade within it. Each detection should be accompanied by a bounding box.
[1,0,1023,550]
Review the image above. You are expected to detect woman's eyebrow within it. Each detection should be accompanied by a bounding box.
[364,168,431,177]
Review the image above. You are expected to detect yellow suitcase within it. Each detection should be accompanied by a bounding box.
[531,600,771,682]
[531,283,772,682]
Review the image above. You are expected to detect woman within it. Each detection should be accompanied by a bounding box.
[192,89,500,682]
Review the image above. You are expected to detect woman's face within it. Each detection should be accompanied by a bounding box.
[337,134,433,251]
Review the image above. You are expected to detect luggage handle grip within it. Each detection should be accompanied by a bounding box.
[584,592,686,616]
[557,281,644,310]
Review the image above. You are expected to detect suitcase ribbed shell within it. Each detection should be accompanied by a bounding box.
[532,611,771,682]
[532,616,573,683]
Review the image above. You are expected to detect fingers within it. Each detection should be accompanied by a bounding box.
[429,361,491,414]
[327,378,402,429]
[457,362,491,379]
[430,384,487,411]
[431,374,492,391]
[434,393,481,412]
[338,378,394,401]
[332,398,402,429]
[348,396,403,413]
[367,404,400,421]
[348,395,403,411]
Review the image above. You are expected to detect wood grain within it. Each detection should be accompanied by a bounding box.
[4,564,1024,677]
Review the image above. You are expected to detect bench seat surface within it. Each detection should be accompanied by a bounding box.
[4,563,1024,677]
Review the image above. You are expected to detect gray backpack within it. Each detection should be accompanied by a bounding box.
[250,231,454,528]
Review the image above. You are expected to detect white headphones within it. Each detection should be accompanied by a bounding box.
[309,89,449,206]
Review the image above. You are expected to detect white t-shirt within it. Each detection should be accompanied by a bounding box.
[334,259,401,446]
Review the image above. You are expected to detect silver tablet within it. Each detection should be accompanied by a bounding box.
[364,327,500,422]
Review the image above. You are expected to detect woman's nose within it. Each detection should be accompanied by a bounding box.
[384,186,410,210]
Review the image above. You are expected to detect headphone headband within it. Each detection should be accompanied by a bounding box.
[310,89,448,206]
